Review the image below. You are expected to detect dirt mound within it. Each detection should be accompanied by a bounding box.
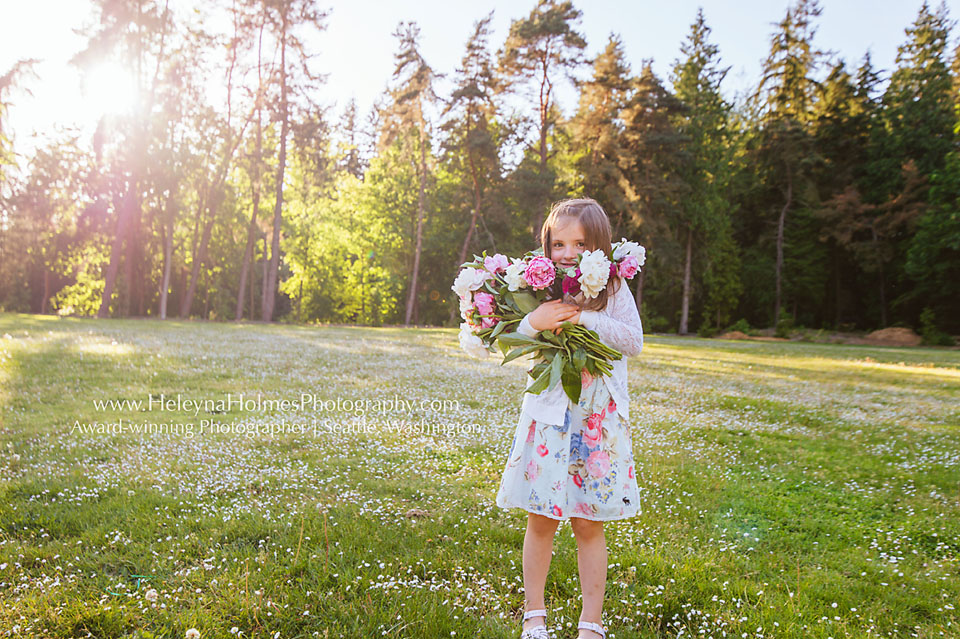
[863,327,922,346]
[717,331,750,340]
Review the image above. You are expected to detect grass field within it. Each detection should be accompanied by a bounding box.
[0,312,958,639]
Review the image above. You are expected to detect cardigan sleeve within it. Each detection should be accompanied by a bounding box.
[517,314,540,338]
[578,279,644,357]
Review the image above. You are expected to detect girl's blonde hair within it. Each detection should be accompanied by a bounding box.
[541,198,621,312]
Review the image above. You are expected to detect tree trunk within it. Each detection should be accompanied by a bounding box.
[237,178,262,321]
[635,267,645,311]
[130,200,144,316]
[448,144,483,325]
[260,232,268,320]
[263,12,288,322]
[179,196,219,319]
[871,226,887,328]
[774,167,792,326]
[41,267,49,314]
[236,16,265,322]
[533,55,551,242]
[404,103,427,326]
[159,192,175,319]
[679,224,692,334]
[97,186,138,319]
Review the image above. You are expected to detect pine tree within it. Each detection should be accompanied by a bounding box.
[619,62,687,315]
[750,0,825,326]
[569,34,633,233]
[499,0,586,239]
[441,12,503,323]
[670,9,739,333]
[380,21,439,326]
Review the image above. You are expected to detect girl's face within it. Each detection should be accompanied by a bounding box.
[549,218,587,269]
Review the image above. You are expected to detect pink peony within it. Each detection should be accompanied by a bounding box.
[523,256,557,290]
[484,253,509,274]
[584,411,604,447]
[481,316,498,329]
[474,291,495,316]
[574,502,592,516]
[618,255,639,279]
[607,398,617,414]
[537,443,549,457]
[562,269,581,296]
[586,450,611,478]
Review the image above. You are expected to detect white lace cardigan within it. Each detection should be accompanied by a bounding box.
[515,277,644,424]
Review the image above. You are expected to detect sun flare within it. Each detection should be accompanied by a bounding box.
[78,60,139,121]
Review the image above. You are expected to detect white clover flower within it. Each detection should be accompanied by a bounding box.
[613,238,646,266]
[578,249,612,299]
[504,258,528,292]
[458,323,490,359]
[144,588,158,602]
[451,267,491,299]
[186,630,201,639]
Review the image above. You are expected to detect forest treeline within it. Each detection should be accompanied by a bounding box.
[0,0,958,339]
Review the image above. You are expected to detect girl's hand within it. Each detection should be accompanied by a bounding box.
[528,300,581,334]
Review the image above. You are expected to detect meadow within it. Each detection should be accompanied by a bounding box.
[0,313,957,638]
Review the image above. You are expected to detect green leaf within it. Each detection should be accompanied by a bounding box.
[573,346,586,372]
[497,332,541,347]
[547,350,565,392]
[561,360,581,404]
[501,343,543,365]
[528,360,549,379]
[540,331,562,346]
[490,319,509,339]
[511,290,540,314]
[525,364,553,395]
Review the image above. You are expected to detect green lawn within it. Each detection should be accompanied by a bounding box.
[0,312,957,638]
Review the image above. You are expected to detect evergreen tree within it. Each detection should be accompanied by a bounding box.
[379,21,439,325]
[568,34,633,232]
[499,0,587,239]
[670,9,739,333]
[750,0,825,326]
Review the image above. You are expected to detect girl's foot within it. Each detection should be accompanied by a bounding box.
[521,608,548,639]
[576,619,605,639]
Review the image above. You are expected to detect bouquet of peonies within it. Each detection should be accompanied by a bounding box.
[452,239,645,403]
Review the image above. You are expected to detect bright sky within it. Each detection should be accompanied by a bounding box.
[1,0,956,164]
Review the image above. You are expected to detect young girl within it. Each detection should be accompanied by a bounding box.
[495,198,644,639]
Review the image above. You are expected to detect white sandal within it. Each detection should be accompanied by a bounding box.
[519,608,550,639]
[577,619,606,639]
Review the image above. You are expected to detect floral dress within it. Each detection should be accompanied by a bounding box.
[495,371,641,522]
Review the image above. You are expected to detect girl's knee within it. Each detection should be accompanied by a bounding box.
[527,512,560,535]
[570,516,604,539]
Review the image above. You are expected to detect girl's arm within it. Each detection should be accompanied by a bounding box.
[577,279,644,357]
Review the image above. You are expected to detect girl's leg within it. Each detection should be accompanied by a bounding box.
[570,517,607,638]
[522,512,560,631]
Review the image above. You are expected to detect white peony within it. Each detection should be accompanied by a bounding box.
[458,323,490,359]
[578,249,612,299]
[458,295,474,319]
[613,238,646,266]
[504,258,528,291]
[451,267,491,299]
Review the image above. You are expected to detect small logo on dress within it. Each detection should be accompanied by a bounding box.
[622,497,631,505]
